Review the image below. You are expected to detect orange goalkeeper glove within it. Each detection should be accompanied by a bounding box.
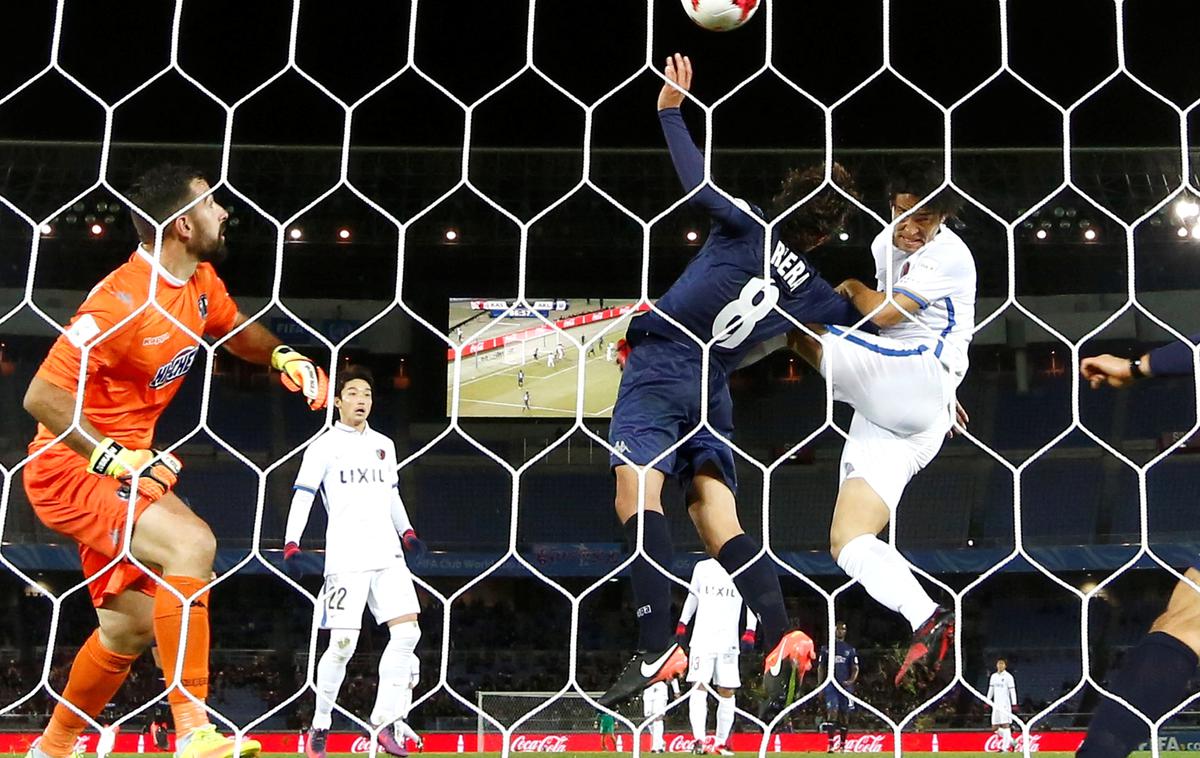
[88,438,182,502]
[271,345,328,410]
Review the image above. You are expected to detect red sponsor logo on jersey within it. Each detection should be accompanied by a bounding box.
[511,735,569,752]
[736,0,758,20]
[377,449,385,460]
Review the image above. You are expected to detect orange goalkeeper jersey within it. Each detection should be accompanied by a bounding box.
[31,247,238,453]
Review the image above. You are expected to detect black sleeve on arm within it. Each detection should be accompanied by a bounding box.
[1148,334,1200,377]
[659,108,756,234]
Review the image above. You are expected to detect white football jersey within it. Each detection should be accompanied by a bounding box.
[988,671,1017,707]
[292,421,405,575]
[870,226,976,379]
[682,559,755,655]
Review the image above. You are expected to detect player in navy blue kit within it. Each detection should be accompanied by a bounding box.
[1075,342,1200,758]
[599,54,865,711]
[817,623,859,752]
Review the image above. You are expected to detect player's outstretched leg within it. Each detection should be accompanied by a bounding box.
[600,468,686,707]
[687,471,808,717]
[830,480,948,687]
[1078,569,1200,758]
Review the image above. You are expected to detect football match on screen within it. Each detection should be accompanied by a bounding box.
[2,1,1199,758]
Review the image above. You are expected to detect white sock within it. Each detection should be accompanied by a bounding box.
[715,694,735,744]
[688,688,708,742]
[649,718,664,750]
[314,629,360,730]
[998,728,1012,751]
[836,534,938,631]
[371,621,421,726]
[395,720,421,744]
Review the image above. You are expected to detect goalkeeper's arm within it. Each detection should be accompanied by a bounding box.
[221,313,328,410]
[25,377,181,500]
[24,376,114,460]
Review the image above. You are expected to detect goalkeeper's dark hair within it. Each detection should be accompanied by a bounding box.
[127,164,208,245]
[771,162,859,251]
[886,158,963,218]
[335,364,375,396]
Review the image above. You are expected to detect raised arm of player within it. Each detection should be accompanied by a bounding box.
[222,312,328,410]
[657,53,755,235]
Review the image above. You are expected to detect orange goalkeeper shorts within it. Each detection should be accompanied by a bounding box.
[23,444,159,607]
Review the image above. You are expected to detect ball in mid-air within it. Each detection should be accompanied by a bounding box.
[681,0,761,32]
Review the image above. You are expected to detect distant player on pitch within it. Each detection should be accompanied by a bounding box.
[676,559,756,756]
[987,658,1017,752]
[600,53,859,714]
[785,160,974,688]
[22,164,330,758]
[284,366,426,758]
[642,680,676,753]
[817,622,859,753]
[1076,340,1200,758]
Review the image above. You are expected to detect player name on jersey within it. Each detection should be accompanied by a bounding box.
[769,240,813,291]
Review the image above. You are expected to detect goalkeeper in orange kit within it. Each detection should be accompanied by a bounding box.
[21,164,327,758]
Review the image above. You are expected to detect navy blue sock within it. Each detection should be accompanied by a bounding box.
[717,534,789,652]
[622,511,674,652]
[1078,631,1198,758]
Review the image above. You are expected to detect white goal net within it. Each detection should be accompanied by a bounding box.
[0,1,1198,758]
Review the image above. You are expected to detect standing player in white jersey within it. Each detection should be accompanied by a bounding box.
[676,559,759,756]
[284,366,427,758]
[788,160,976,688]
[987,658,1018,751]
[642,680,677,753]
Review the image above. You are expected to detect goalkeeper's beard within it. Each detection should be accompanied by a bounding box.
[197,236,229,265]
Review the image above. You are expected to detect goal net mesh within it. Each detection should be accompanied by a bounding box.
[0,1,1197,757]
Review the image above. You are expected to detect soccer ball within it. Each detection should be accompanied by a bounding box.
[681,0,761,32]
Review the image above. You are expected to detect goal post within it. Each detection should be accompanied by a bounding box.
[502,336,529,365]
[475,691,605,746]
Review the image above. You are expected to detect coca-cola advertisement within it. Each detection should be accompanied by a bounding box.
[0,729,1087,754]
[511,734,571,752]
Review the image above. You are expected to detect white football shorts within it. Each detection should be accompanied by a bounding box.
[643,681,669,719]
[991,702,1014,726]
[319,560,419,629]
[819,329,957,511]
[686,650,741,689]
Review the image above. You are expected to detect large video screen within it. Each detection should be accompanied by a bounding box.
[446,298,647,418]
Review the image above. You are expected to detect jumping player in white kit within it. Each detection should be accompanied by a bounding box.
[284,366,427,758]
[988,658,1018,751]
[787,160,976,688]
[676,559,758,756]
